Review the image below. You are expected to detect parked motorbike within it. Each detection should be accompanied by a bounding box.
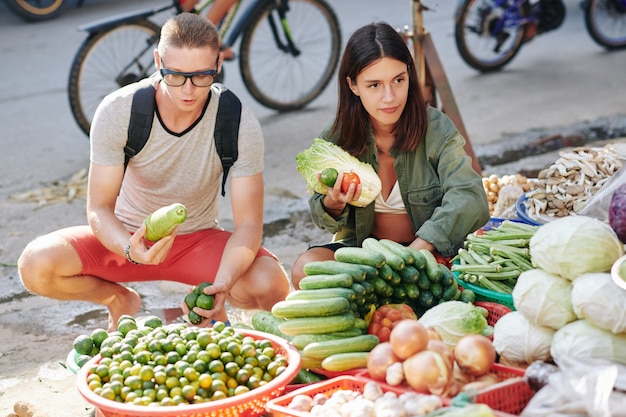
[454,0,626,72]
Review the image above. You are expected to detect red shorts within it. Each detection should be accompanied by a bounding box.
[58,226,276,286]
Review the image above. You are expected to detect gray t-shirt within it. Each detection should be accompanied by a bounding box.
[90,75,264,234]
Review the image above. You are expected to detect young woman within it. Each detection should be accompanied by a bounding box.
[291,22,490,288]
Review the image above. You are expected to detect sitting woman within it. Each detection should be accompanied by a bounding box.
[291,21,490,289]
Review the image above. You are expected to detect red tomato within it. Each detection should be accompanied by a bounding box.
[341,171,360,193]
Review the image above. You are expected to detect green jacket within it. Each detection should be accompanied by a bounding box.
[309,106,490,257]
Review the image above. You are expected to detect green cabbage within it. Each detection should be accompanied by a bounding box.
[551,319,626,365]
[417,301,489,348]
[492,311,555,365]
[295,138,382,207]
[571,272,626,334]
[529,215,625,281]
[512,268,577,330]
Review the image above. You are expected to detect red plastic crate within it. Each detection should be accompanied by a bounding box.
[475,301,512,327]
[266,375,428,417]
[473,376,535,416]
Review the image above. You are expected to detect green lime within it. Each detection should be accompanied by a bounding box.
[194,282,212,295]
[141,315,163,329]
[118,319,138,336]
[73,334,95,355]
[76,354,93,368]
[184,292,199,310]
[188,311,203,325]
[117,314,136,327]
[195,294,215,310]
[90,328,109,348]
[320,167,338,187]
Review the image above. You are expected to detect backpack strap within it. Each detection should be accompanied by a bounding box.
[212,84,242,196]
[125,85,156,171]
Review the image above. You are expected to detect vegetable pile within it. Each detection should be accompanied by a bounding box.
[366,318,499,398]
[452,220,539,295]
[296,138,382,207]
[492,215,626,367]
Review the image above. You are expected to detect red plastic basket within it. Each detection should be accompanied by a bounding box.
[473,376,535,416]
[266,375,419,417]
[475,301,512,327]
[77,329,300,417]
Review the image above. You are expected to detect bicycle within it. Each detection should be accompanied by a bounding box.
[3,0,75,21]
[67,0,342,137]
[454,0,626,72]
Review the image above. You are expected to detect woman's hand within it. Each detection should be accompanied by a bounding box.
[321,171,362,215]
[408,237,435,253]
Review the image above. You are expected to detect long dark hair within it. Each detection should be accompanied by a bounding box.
[329,22,427,156]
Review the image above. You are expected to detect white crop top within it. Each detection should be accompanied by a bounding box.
[375,181,407,214]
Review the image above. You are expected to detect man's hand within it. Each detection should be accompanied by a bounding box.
[126,223,177,265]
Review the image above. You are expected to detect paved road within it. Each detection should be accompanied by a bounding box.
[1,0,626,316]
[0,0,625,414]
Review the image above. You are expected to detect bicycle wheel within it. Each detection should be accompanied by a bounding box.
[454,0,529,72]
[238,0,341,111]
[68,20,160,137]
[3,0,65,22]
[584,0,626,49]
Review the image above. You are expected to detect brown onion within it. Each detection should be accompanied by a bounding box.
[402,350,451,394]
[367,341,400,381]
[389,319,429,360]
[427,339,454,371]
[453,334,496,377]
[426,326,443,341]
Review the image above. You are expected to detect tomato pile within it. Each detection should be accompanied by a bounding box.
[367,304,417,342]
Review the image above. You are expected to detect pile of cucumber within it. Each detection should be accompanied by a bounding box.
[250,238,471,374]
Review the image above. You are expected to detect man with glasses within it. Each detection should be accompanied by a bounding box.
[17,13,290,331]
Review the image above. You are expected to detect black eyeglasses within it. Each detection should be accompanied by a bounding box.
[159,56,219,87]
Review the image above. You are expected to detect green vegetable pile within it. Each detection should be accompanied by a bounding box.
[296,138,382,207]
[81,318,290,406]
[451,220,539,294]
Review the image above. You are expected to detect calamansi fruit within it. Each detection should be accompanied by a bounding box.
[73,334,95,355]
[196,294,214,310]
[320,167,338,187]
[90,328,109,349]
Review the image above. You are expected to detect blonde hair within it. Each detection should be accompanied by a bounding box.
[158,12,220,56]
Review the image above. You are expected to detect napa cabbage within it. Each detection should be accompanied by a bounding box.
[296,138,382,207]
[417,301,489,348]
[529,215,624,281]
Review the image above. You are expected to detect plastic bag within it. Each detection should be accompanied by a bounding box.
[521,356,626,417]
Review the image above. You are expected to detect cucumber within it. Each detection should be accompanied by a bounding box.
[442,283,460,301]
[299,273,353,290]
[377,263,394,282]
[303,260,367,282]
[408,247,427,269]
[298,350,324,369]
[358,264,379,280]
[286,288,356,302]
[420,249,443,282]
[303,334,379,359]
[144,203,187,242]
[291,369,325,384]
[278,313,356,336]
[389,269,402,286]
[405,282,420,299]
[398,264,420,284]
[321,352,369,372]
[378,239,416,265]
[271,297,350,319]
[417,269,431,291]
[334,247,386,269]
[250,311,293,341]
[362,238,405,270]
[291,329,365,350]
